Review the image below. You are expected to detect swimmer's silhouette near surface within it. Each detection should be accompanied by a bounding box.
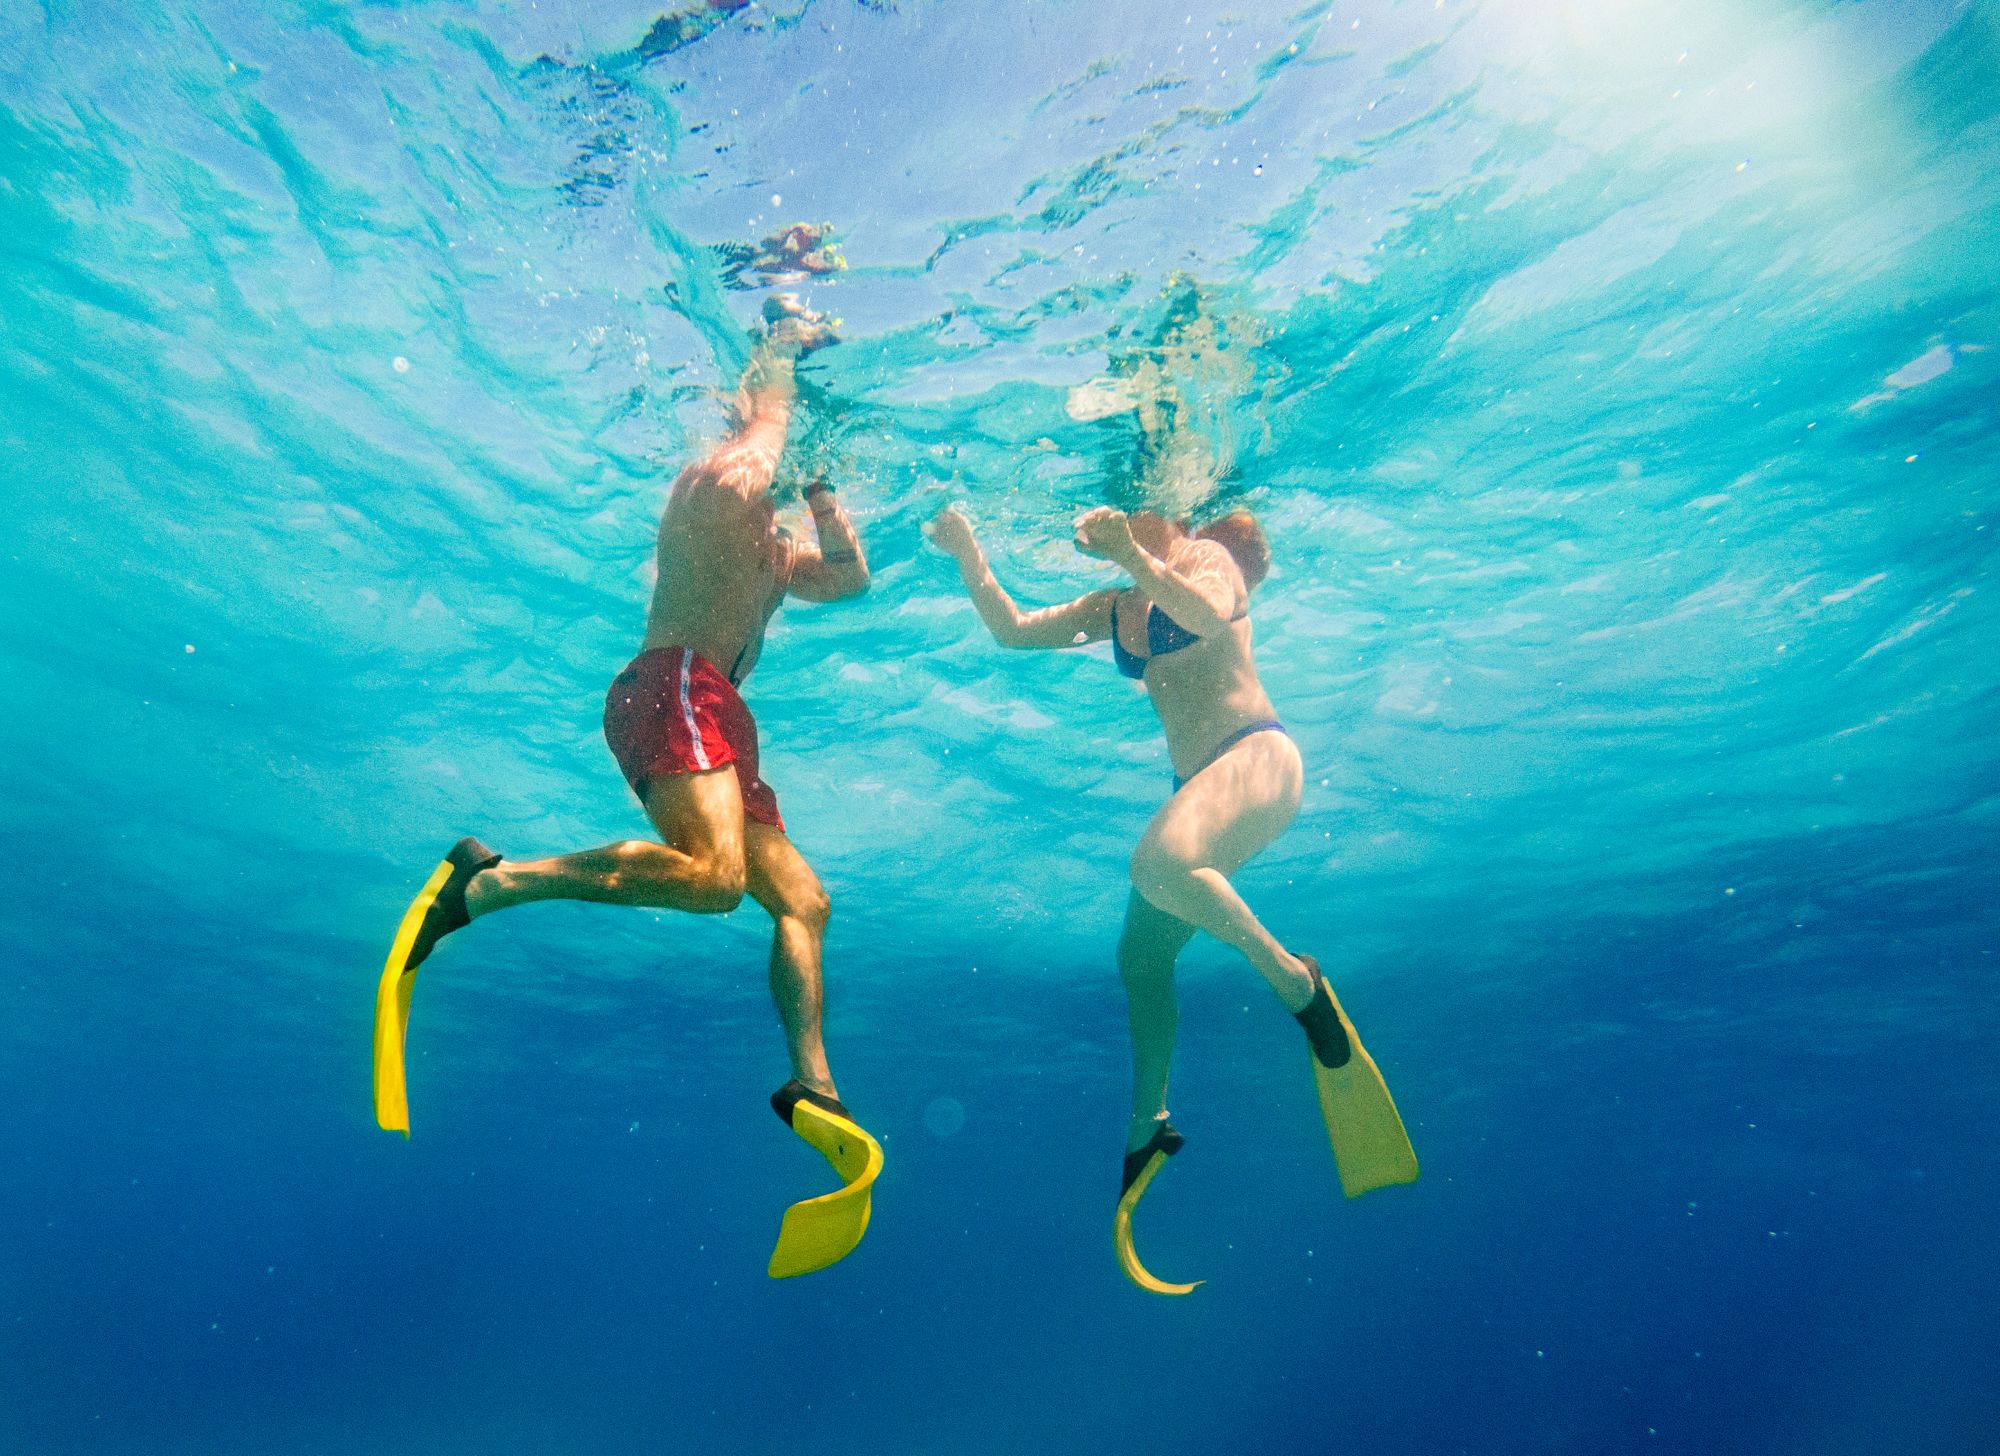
[930,498,1415,1293]
[373,294,883,1279]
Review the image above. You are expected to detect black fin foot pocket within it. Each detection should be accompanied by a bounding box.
[1294,957,1353,1069]
[1121,1120,1185,1196]
[770,1077,852,1128]
[407,835,502,970]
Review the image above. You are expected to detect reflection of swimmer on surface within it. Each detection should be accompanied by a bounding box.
[929,498,1416,1293]
[755,222,846,280]
[718,222,847,290]
[1068,275,1256,518]
[635,0,752,61]
[373,294,885,1279]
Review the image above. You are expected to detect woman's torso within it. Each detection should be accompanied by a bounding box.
[1112,582,1279,779]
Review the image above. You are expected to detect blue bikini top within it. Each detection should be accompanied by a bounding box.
[1111,596,1247,679]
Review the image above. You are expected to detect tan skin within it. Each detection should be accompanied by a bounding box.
[930,502,1310,1152]
[458,299,867,1099]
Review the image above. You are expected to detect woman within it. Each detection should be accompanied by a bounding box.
[929,500,1417,1294]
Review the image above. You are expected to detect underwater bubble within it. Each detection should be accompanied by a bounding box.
[392,356,410,373]
[922,1096,966,1139]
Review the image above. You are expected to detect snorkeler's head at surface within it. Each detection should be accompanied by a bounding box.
[1124,507,1268,591]
[1196,509,1269,590]
[1126,509,1183,559]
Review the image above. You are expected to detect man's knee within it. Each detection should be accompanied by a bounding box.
[783,881,831,933]
[696,855,749,913]
[609,840,745,912]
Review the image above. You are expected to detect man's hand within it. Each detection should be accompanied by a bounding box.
[927,503,979,560]
[762,292,840,359]
[1073,506,1140,566]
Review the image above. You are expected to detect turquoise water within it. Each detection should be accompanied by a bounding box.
[4,1,1997,1451]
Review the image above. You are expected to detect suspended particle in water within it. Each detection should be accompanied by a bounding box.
[393,356,411,373]
[922,1096,966,1139]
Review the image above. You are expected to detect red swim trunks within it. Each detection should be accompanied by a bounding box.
[603,646,783,831]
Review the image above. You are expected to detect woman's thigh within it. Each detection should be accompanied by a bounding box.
[1138,731,1304,875]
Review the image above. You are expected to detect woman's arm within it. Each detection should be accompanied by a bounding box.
[1074,507,1239,634]
[930,504,1115,649]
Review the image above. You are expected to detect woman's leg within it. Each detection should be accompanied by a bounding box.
[1117,889,1197,1153]
[1128,731,1314,1010]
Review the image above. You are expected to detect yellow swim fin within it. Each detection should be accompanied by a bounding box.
[1113,1122,1202,1296]
[371,837,501,1137]
[768,1081,883,1279]
[1295,961,1419,1197]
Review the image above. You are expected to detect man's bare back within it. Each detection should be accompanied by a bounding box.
[642,297,848,684]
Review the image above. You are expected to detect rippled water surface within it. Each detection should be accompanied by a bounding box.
[4,2,1997,1453]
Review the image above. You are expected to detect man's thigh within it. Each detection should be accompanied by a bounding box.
[642,765,748,871]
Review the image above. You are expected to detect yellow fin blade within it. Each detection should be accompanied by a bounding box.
[1112,1152,1203,1296]
[371,857,456,1138]
[1310,992,1419,1197]
[767,1100,883,1279]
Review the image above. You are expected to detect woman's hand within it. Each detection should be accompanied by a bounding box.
[1073,506,1140,567]
[926,502,979,559]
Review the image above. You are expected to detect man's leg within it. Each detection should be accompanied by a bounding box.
[744,821,836,1099]
[1117,889,1197,1154]
[464,767,748,918]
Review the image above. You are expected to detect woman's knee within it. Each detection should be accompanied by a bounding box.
[1128,840,1193,901]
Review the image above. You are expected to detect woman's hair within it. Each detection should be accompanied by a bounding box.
[1195,509,1270,589]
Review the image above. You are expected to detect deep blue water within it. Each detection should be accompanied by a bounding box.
[4,1,1998,1452]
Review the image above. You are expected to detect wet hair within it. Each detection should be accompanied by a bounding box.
[1195,509,1270,589]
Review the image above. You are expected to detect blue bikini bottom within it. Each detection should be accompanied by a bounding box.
[1171,720,1288,793]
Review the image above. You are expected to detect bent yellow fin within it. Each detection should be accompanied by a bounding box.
[371,856,456,1138]
[768,1099,883,1279]
[1113,1150,1203,1296]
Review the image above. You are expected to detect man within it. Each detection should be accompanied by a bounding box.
[372,294,881,1278]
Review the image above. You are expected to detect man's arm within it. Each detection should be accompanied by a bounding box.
[929,504,1115,649]
[787,479,871,602]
